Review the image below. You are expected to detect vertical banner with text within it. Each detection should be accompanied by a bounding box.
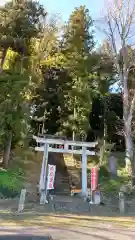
[91,167,98,191]
[47,165,56,190]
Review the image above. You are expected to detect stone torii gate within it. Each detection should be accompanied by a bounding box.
[33,135,97,203]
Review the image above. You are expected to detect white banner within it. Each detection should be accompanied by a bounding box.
[47,165,56,190]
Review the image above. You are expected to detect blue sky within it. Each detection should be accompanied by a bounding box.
[1,0,105,21]
[41,0,106,44]
[1,0,106,44]
[40,0,105,22]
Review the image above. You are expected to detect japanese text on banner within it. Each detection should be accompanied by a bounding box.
[47,165,56,190]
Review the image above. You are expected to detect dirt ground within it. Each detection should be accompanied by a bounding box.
[0,213,135,240]
[0,224,135,240]
[0,196,135,239]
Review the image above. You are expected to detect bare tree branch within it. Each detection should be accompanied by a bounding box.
[101,0,135,166]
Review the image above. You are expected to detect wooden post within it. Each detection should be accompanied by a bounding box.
[94,190,101,205]
[18,188,26,212]
[119,192,125,214]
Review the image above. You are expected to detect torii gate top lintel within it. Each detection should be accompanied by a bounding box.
[33,135,98,156]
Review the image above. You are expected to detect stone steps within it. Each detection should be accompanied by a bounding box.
[24,152,82,197]
[63,154,76,167]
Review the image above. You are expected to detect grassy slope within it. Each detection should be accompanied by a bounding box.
[0,146,41,198]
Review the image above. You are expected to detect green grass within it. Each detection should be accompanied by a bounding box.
[100,177,128,192]
[0,166,24,198]
[0,147,37,199]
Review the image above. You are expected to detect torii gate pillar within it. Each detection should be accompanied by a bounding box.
[82,146,87,197]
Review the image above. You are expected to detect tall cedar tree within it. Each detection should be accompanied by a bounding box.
[61,6,95,140]
[0,0,46,168]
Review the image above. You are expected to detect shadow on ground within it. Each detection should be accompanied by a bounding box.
[0,224,134,240]
[0,210,135,229]
[0,237,52,240]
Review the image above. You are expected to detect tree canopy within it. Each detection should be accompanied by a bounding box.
[0,0,126,168]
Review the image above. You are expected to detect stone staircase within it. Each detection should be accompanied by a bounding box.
[53,172,71,195]
[24,151,82,197]
[63,154,76,167]
[49,153,82,195]
[63,154,81,189]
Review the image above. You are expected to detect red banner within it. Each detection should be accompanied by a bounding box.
[91,167,98,191]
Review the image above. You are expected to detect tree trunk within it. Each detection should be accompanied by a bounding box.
[121,68,134,171]
[0,48,7,73]
[3,131,12,169]
[99,97,107,164]
[72,105,76,164]
[72,129,75,164]
[124,115,135,186]
[99,139,105,164]
[131,153,135,186]
[124,119,133,171]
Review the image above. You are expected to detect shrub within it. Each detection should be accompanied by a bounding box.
[99,165,110,182]
[0,168,24,198]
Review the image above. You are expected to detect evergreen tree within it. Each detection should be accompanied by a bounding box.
[0,0,46,71]
[0,0,46,167]
[61,6,95,140]
[32,63,72,136]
